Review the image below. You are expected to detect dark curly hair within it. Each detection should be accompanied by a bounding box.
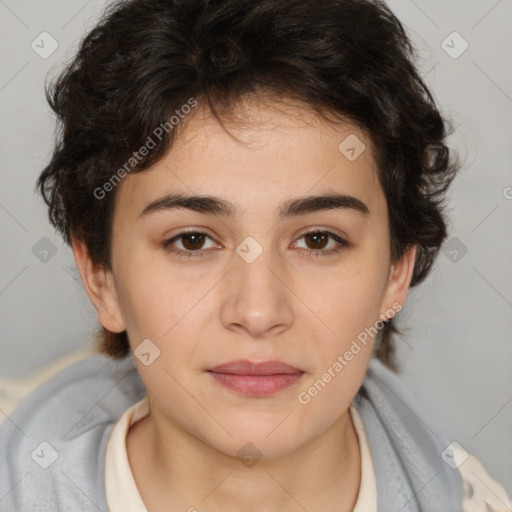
[36,0,459,370]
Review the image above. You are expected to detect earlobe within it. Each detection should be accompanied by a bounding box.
[71,236,126,333]
[380,245,418,319]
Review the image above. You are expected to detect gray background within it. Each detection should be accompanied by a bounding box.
[1,0,511,496]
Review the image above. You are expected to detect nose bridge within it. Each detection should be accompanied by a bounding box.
[236,237,279,296]
[220,235,293,336]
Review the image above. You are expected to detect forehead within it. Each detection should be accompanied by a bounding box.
[113,98,384,223]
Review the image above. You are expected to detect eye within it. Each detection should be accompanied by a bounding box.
[292,230,348,257]
[163,231,217,258]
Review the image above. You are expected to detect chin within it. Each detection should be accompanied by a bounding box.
[203,417,308,462]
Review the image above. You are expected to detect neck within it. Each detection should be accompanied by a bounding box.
[127,402,361,512]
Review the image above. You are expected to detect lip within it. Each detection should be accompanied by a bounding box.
[207,359,304,396]
[208,359,303,375]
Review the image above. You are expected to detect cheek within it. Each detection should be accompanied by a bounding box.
[294,257,389,395]
[294,272,382,420]
[112,253,187,346]
[113,255,217,365]
[305,291,379,380]
[305,259,388,337]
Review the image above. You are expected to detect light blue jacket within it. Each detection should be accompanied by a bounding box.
[0,354,463,511]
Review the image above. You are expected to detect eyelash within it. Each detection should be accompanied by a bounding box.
[162,230,348,259]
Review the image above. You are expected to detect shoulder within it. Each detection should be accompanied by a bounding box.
[0,354,146,511]
[353,358,463,510]
[448,443,512,512]
[357,358,511,511]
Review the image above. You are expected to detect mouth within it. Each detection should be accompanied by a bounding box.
[206,359,305,396]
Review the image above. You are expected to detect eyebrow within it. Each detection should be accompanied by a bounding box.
[139,192,370,220]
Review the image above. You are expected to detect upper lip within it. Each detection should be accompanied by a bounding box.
[207,359,303,376]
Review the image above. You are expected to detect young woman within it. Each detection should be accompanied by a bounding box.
[1,0,510,510]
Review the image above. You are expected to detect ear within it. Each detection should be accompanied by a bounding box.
[71,236,126,333]
[379,244,418,319]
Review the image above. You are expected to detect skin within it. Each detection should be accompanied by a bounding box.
[72,96,417,511]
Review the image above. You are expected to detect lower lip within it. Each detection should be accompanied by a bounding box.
[208,372,304,396]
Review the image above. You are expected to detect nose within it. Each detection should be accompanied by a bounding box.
[219,242,294,339]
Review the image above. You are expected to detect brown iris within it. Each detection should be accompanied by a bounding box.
[181,233,207,251]
[303,232,329,250]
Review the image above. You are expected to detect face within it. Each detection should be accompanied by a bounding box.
[75,97,415,459]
